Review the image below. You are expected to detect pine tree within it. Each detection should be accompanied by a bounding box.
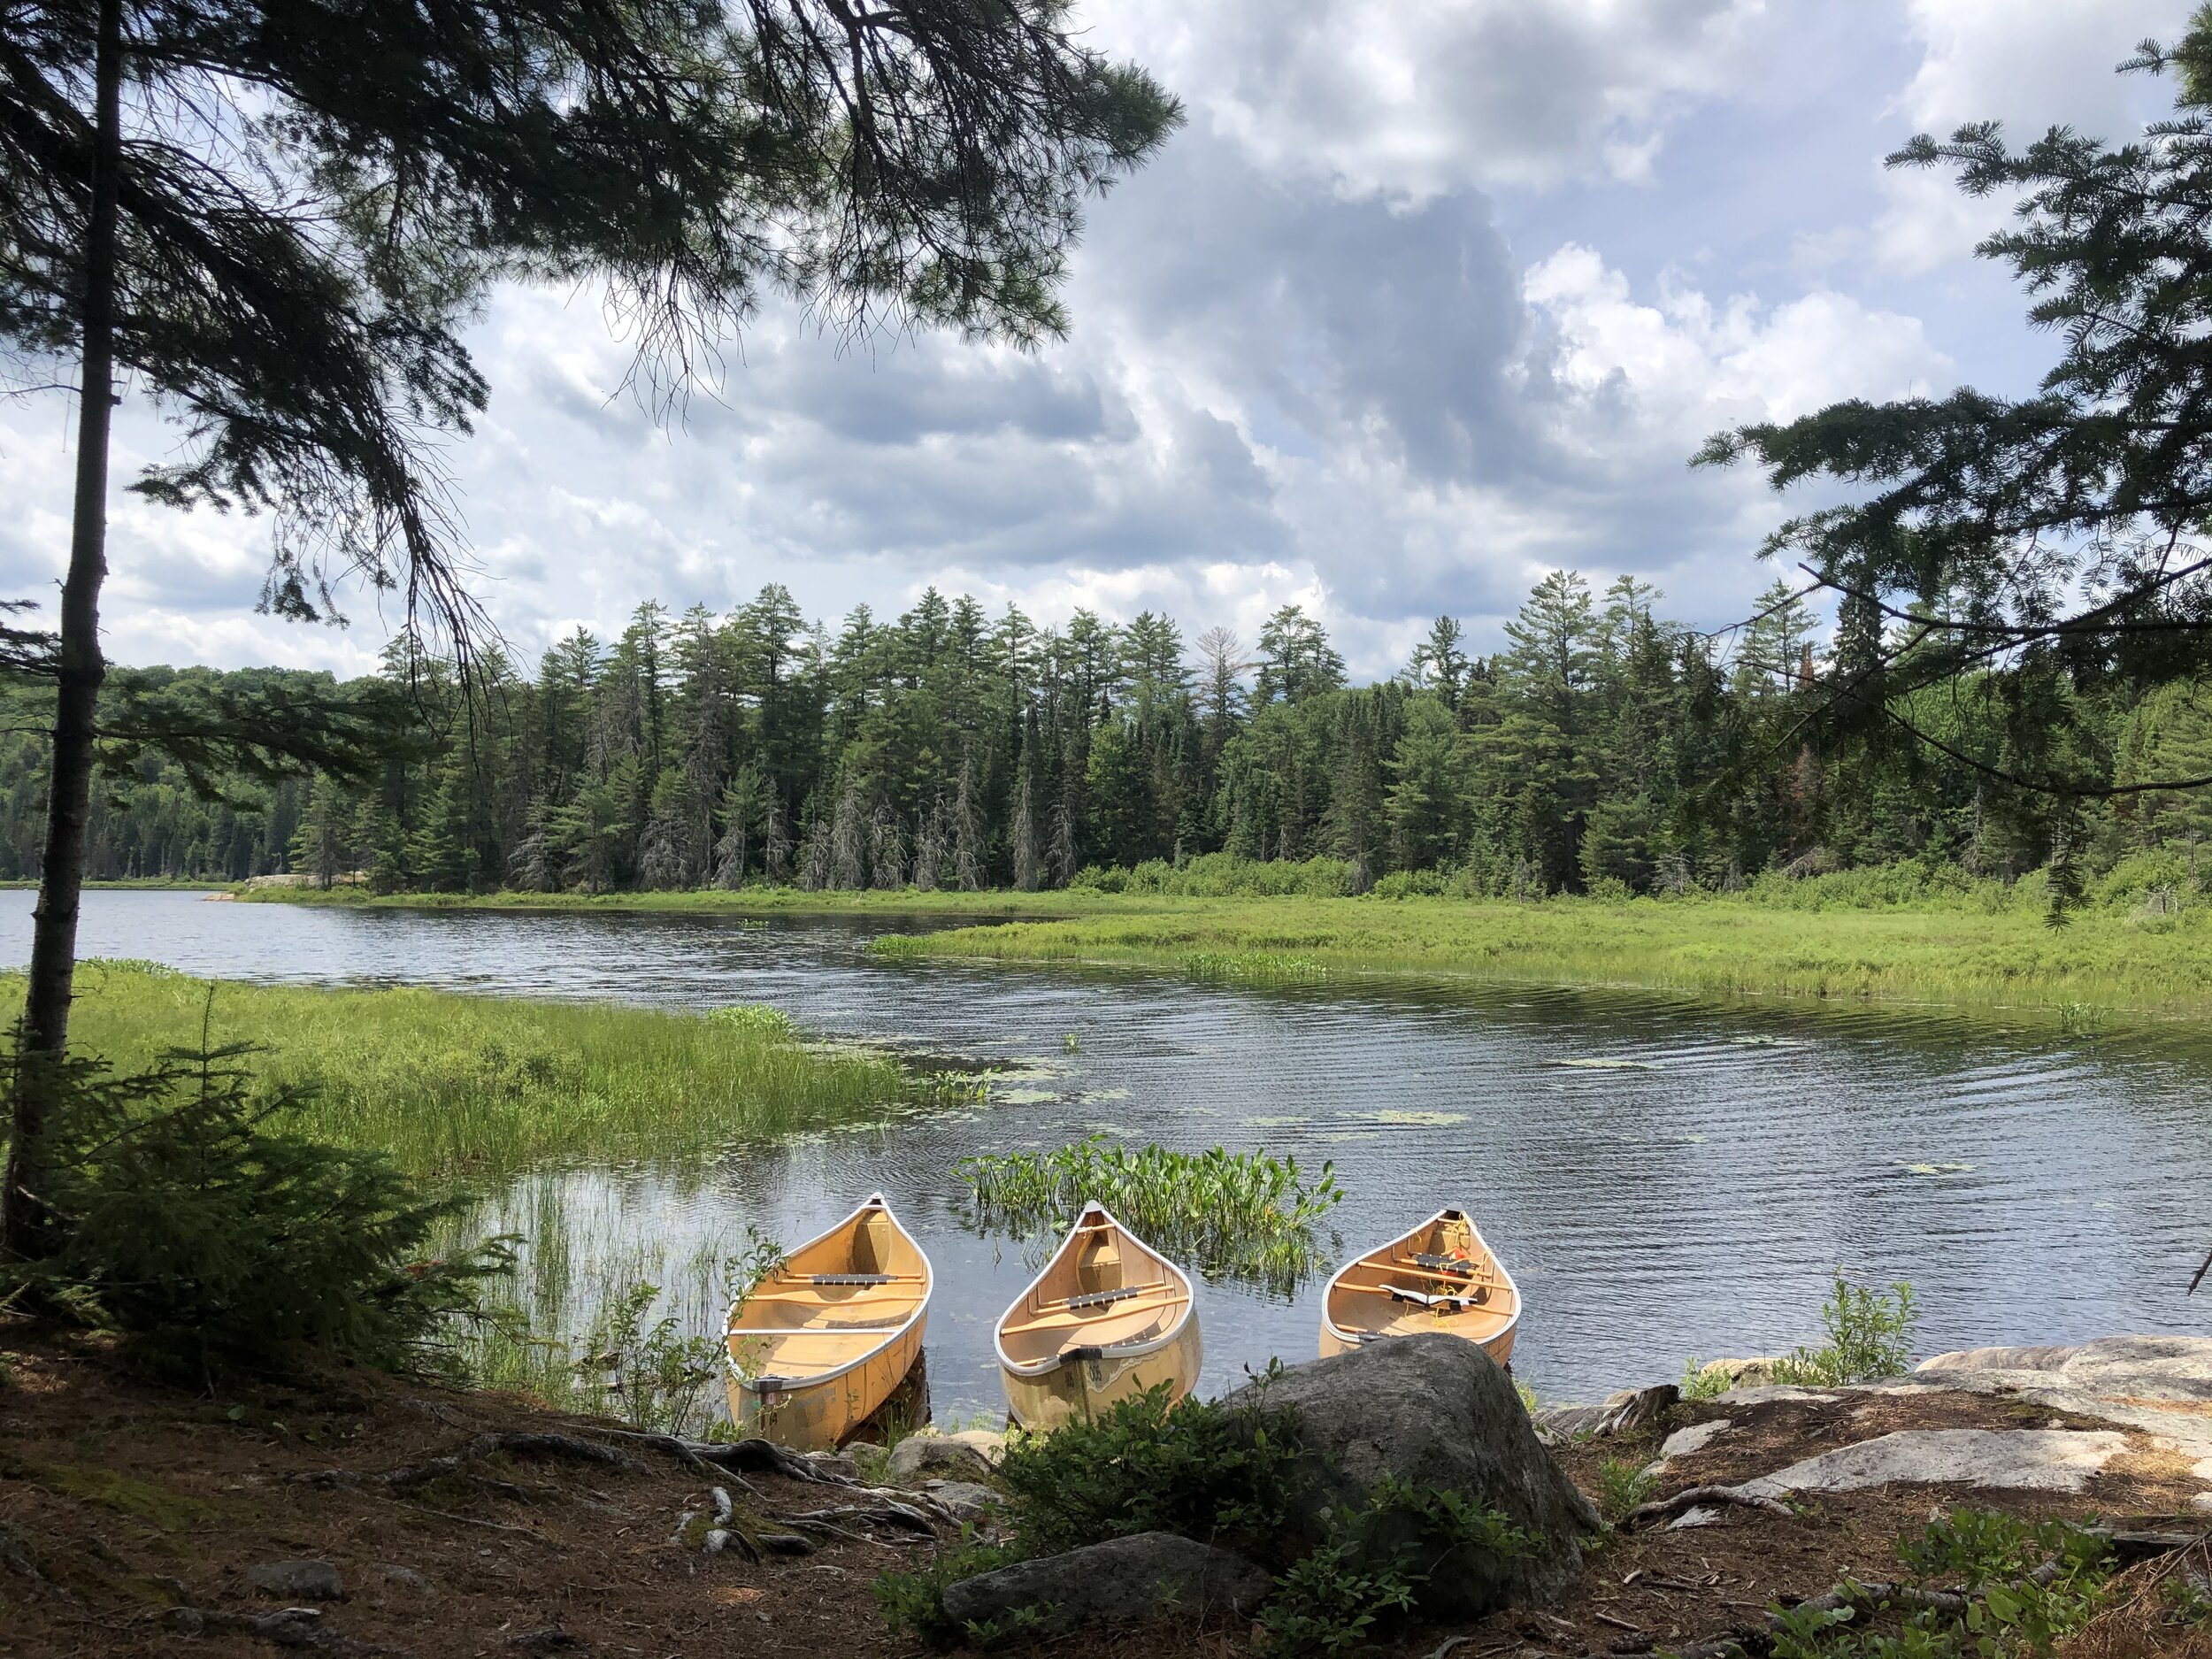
[1012,768,1041,893]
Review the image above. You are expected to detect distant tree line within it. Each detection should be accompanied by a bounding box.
[4,571,2208,896]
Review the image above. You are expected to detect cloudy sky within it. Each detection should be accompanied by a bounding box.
[0,0,2193,681]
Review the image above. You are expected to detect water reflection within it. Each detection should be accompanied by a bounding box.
[4,890,2208,1416]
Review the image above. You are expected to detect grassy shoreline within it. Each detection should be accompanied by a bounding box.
[19,962,918,1179]
[871,895,2212,1024]
[240,880,2212,1023]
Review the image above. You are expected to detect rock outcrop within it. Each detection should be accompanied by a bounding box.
[1734,1428,2129,1499]
[1224,1333,1600,1617]
[939,1532,1271,1640]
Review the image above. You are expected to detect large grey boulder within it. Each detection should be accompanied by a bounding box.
[888,1431,1000,1483]
[1916,1335,2212,1405]
[1222,1333,1601,1617]
[940,1532,1270,1640]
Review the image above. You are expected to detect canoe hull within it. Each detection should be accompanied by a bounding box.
[726,1312,927,1453]
[724,1194,932,1452]
[1317,1207,1520,1369]
[1002,1310,1202,1432]
[995,1202,1201,1432]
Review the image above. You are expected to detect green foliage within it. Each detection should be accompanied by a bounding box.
[1766,1509,2116,1658]
[872,1532,1023,1647]
[1256,1476,1532,1657]
[1182,949,1333,985]
[1772,1272,1920,1386]
[995,1381,1305,1558]
[1679,1358,1732,1401]
[4,1038,506,1380]
[959,1135,1344,1294]
[565,1281,726,1440]
[1594,1457,1659,1523]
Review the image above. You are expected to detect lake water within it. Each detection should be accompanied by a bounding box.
[6,890,2210,1419]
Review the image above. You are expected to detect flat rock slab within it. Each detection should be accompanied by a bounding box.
[1736,1429,2128,1499]
[1658,1420,1733,1462]
[1916,1335,2212,1406]
[940,1532,1270,1640]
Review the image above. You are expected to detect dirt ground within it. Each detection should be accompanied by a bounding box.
[3,1332,2208,1659]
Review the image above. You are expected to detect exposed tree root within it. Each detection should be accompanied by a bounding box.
[1619,1484,1794,1530]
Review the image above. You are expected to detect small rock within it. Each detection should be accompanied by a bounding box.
[941,1532,1271,1639]
[923,1479,1002,1523]
[1737,1429,2128,1498]
[887,1432,998,1483]
[802,1449,859,1481]
[1696,1356,1782,1390]
[246,1560,343,1601]
[1657,1419,1733,1462]
[1668,1505,1722,1530]
[374,1564,432,1594]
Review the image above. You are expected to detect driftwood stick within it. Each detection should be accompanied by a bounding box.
[1621,1484,1794,1530]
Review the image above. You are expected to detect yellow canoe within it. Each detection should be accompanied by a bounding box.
[995,1202,1200,1432]
[1318,1206,1519,1366]
[724,1194,931,1451]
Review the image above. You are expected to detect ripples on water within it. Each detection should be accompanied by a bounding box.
[7,890,2209,1417]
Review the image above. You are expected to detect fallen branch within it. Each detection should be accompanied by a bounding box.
[1620,1484,1794,1530]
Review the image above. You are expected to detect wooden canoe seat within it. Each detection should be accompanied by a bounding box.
[1065,1286,1143,1310]
[810,1273,896,1286]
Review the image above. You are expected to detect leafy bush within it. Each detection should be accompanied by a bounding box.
[1072,853,1358,898]
[1679,1356,1732,1401]
[569,1281,726,1439]
[1256,1476,1531,1656]
[1771,1271,1919,1386]
[995,1380,1305,1558]
[1766,1509,2115,1658]
[1594,1457,1658,1523]
[872,1532,1022,1646]
[7,1040,506,1380]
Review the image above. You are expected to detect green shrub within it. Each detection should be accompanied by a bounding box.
[7,1041,506,1380]
[1594,1457,1658,1523]
[1771,1271,1919,1386]
[1679,1356,1731,1401]
[1256,1476,1531,1656]
[1766,1508,2116,1658]
[995,1380,1304,1558]
[872,1532,1022,1646]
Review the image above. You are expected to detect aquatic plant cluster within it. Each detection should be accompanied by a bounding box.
[958,1134,1345,1296]
[43,963,917,1179]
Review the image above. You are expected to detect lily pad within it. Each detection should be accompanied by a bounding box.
[1551,1058,1659,1071]
[1373,1110,1469,1127]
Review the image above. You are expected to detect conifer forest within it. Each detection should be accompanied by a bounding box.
[11,568,2208,897]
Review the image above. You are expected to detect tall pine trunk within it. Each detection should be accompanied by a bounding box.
[3,0,122,1260]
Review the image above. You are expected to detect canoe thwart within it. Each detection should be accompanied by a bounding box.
[810,1272,896,1286]
[1065,1286,1144,1310]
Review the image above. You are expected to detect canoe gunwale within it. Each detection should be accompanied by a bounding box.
[1319,1205,1521,1354]
[994,1201,1196,1380]
[725,1192,933,1400]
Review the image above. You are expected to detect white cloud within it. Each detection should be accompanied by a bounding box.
[1089,0,1769,198]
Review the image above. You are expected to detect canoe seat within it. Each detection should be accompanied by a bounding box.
[1409,1252,1472,1275]
[1386,1285,1487,1310]
[1065,1286,1144,1310]
[810,1273,895,1286]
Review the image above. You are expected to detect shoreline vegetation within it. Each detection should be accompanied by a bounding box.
[236,857,2212,1024]
[12,962,924,1179]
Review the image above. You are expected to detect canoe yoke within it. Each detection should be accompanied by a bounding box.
[1065,1285,1143,1310]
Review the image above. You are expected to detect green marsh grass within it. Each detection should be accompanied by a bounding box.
[33,962,910,1179]
[960,1134,1345,1296]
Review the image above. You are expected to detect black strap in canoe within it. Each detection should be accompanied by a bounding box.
[1387,1285,1488,1310]
[1409,1251,1472,1275]
[810,1272,895,1285]
[1065,1286,1142,1310]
